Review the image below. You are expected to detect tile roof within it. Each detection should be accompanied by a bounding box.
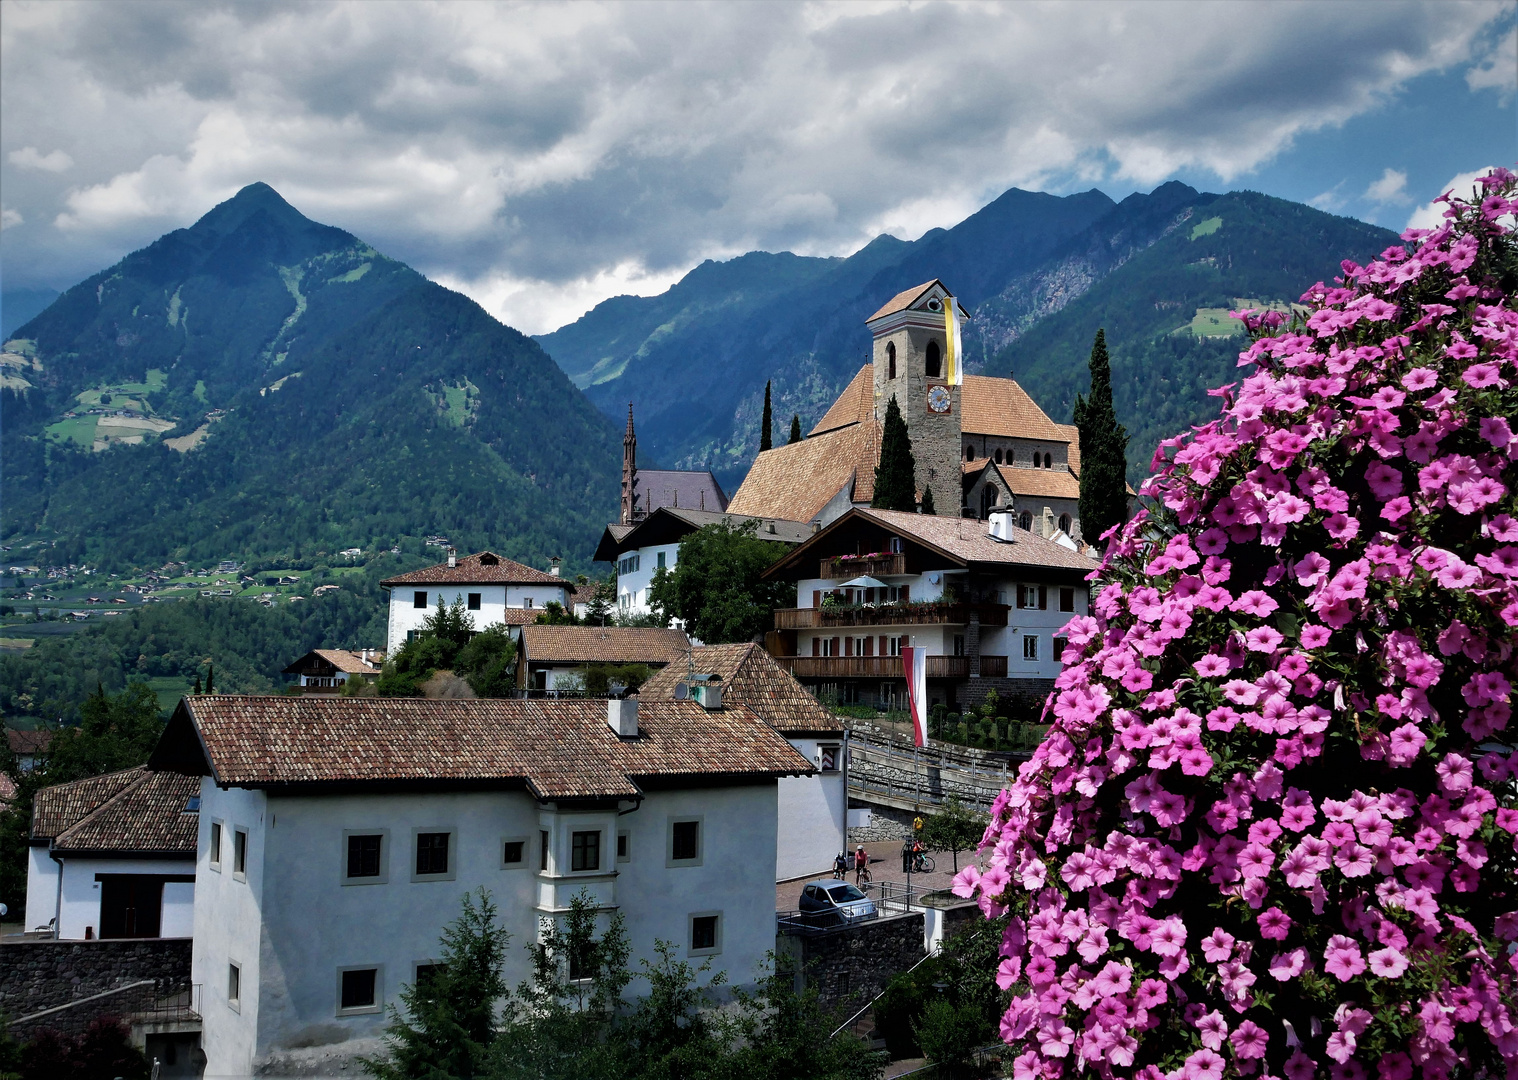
[856,508,1096,571]
[640,644,843,735]
[53,770,200,855]
[810,365,874,436]
[522,625,691,665]
[158,696,813,799]
[960,376,1070,442]
[728,420,879,523]
[283,649,386,676]
[7,728,52,755]
[633,470,729,516]
[595,507,812,561]
[32,767,146,840]
[380,551,564,587]
[498,607,551,626]
[33,766,199,855]
[865,280,967,323]
[995,463,1082,500]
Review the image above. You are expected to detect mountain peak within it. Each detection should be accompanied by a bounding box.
[190,181,321,240]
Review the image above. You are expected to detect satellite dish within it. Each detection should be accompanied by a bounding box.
[673,682,690,700]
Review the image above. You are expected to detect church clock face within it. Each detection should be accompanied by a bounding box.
[926,384,952,414]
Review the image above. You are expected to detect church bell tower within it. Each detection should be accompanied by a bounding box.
[866,280,964,513]
[621,403,640,525]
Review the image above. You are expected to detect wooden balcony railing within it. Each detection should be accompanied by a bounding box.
[773,602,1010,630]
[821,553,906,580]
[771,655,1008,679]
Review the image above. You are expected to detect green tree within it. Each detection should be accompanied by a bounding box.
[583,579,614,625]
[377,598,478,696]
[759,380,773,452]
[919,486,935,516]
[454,625,518,697]
[192,674,202,695]
[646,521,796,643]
[919,797,986,873]
[365,889,511,1080]
[871,395,916,512]
[788,414,802,445]
[203,664,214,694]
[728,956,884,1080]
[1072,328,1129,546]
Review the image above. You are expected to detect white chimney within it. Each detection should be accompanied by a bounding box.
[694,682,724,710]
[608,697,639,737]
[447,546,457,568]
[550,556,562,577]
[988,507,1016,544]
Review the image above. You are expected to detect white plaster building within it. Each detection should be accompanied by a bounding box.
[26,767,198,940]
[380,551,571,654]
[760,506,1095,709]
[146,693,812,1078]
[594,507,811,618]
[640,643,848,881]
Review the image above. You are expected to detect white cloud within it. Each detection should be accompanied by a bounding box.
[1467,25,1517,97]
[1364,168,1411,205]
[0,208,22,230]
[0,0,1510,329]
[8,146,73,172]
[432,261,690,339]
[1405,167,1496,229]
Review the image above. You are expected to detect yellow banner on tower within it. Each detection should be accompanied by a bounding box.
[943,296,963,386]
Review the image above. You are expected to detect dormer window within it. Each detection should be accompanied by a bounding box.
[925,341,941,378]
[480,553,499,565]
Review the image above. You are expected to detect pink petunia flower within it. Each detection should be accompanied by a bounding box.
[1245,626,1285,652]
[1323,936,1366,981]
[1258,907,1292,940]
[1367,947,1408,978]
[1230,1019,1270,1060]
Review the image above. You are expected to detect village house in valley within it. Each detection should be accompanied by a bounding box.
[380,550,572,654]
[280,648,386,693]
[146,693,811,1077]
[26,766,199,940]
[518,624,691,692]
[728,279,1091,542]
[640,643,847,880]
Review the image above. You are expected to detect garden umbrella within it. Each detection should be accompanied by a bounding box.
[838,576,889,589]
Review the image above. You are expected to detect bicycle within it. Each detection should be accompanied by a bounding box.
[911,853,935,874]
[855,864,872,887]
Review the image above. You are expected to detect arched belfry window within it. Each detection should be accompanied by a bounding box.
[886,341,897,380]
[925,341,941,378]
[1059,513,1072,534]
[994,449,1003,464]
[1019,512,1033,530]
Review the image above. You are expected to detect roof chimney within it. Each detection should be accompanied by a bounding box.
[988,505,1016,544]
[693,679,724,711]
[447,546,457,568]
[550,556,561,577]
[608,697,638,737]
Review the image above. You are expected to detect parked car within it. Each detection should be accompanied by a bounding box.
[798,880,877,926]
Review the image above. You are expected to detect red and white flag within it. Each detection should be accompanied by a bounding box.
[901,645,928,747]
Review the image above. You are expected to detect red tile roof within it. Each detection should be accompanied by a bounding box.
[522,625,690,665]
[159,695,812,799]
[640,644,843,735]
[7,728,52,755]
[33,766,199,855]
[380,551,564,587]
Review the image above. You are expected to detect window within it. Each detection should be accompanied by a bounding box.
[413,590,428,609]
[689,913,721,956]
[344,832,387,885]
[1019,512,1032,530]
[467,592,481,611]
[338,967,380,1014]
[524,597,533,609]
[953,634,965,657]
[669,819,701,865]
[233,828,248,879]
[228,962,241,1010]
[1058,514,1072,535]
[656,551,666,570]
[209,822,222,871]
[819,745,840,772]
[1017,584,1047,610]
[619,554,641,575]
[994,448,1003,464]
[414,963,442,1001]
[925,340,941,378]
[413,830,454,880]
[540,830,550,872]
[886,341,896,380]
[1024,635,1040,661]
[571,830,601,872]
[617,832,630,862]
[1059,587,1076,613]
[501,838,527,868]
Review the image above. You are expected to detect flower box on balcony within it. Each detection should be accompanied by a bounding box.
[821,553,906,579]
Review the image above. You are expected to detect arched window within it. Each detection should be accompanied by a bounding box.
[925,341,941,378]
[994,449,1003,464]
[1019,512,1033,531]
[1043,453,1052,469]
[1058,513,1072,534]
[981,485,998,520]
[886,342,897,380]
[965,444,973,461]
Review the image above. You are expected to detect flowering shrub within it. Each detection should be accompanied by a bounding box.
[954,171,1518,1080]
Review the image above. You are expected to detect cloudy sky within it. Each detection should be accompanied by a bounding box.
[2,0,1513,335]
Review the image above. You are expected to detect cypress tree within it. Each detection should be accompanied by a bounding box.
[193,674,202,695]
[872,395,918,512]
[759,381,773,452]
[1072,329,1129,546]
[920,486,936,515]
[204,664,214,694]
[788,414,802,444]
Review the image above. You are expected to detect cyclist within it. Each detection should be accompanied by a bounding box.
[832,851,848,880]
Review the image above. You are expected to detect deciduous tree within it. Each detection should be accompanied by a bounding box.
[647,521,796,643]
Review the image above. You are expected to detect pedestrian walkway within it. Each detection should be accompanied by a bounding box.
[775,842,970,911]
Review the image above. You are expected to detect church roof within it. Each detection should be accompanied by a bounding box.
[633,470,728,515]
[865,280,969,324]
[810,365,874,436]
[727,419,879,523]
[996,462,1082,500]
[960,375,1070,442]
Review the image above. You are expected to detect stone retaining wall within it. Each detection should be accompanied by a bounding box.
[0,937,192,1022]
[781,911,926,1017]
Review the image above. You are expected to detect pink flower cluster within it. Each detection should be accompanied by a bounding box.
[957,170,1518,1080]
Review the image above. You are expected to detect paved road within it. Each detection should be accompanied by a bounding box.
[776,841,973,910]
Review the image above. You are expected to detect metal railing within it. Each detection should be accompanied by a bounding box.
[821,554,906,579]
[770,654,1007,679]
[773,602,1009,630]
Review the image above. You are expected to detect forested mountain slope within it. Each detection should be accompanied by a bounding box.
[1,184,621,571]
[537,183,1397,491]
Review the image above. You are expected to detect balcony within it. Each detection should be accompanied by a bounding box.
[772,655,1008,679]
[773,602,1010,630]
[821,553,906,579]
